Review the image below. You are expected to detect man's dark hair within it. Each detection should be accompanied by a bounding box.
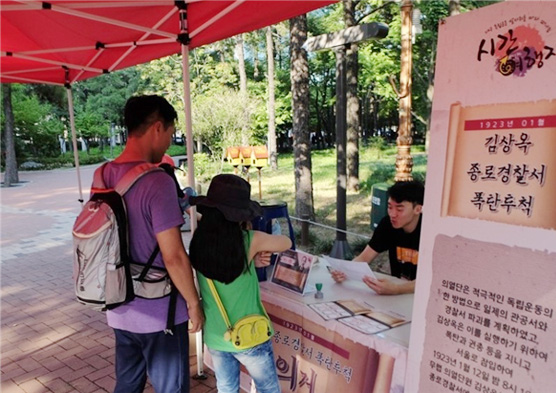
[124,95,177,135]
[388,180,424,206]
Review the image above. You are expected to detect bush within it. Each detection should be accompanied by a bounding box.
[192,153,220,184]
[294,226,335,256]
[368,136,387,158]
[295,227,369,259]
[350,237,369,256]
[79,153,106,166]
[360,163,395,192]
[24,151,107,170]
[35,156,74,169]
[167,145,187,156]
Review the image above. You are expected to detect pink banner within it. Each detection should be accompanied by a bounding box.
[464,115,556,131]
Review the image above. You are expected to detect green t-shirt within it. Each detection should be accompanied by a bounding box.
[197,230,273,352]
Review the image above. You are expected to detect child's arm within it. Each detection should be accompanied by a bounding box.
[248,230,292,261]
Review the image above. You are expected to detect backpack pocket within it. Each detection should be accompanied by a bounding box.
[130,263,173,299]
[73,201,131,310]
[105,259,131,307]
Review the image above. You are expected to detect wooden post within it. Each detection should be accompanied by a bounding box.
[302,22,388,258]
[258,168,263,200]
[331,45,349,257]
[301,214,310,247]
[395,0,414,181]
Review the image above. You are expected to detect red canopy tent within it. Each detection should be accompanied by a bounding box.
[1,0,336,203]
[1,0,336,378]
[1,1,336,85]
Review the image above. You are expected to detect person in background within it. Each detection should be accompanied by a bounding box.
[330,180,424,295]
[103,95,203,393]
[189,174,291,393]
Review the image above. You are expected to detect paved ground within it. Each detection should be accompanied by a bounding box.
[1,165,217,393]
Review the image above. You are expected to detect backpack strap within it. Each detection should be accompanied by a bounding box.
[102,160,182,330]
[91,162,163,195]
[159,163,185,199]
[164,284,179,335]
[136,245,161,282]
[91,162,109,192]
[114,162,164,196]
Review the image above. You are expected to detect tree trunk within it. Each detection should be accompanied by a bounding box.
[236,34,249,146]
[290,15,315,220]
[253,44,260,80]
[2,84,19,186]
[425,1,460,153]
[266,26,278,170]
[449,0,461,16]
[424,44,436,154]
[345,0,360,191]
[395,0,414,181]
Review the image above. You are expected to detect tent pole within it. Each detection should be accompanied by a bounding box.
[181,45,196,233]
[181,28,205,379]
[66,85,84,205]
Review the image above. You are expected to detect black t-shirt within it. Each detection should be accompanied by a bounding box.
[367,215,422,280]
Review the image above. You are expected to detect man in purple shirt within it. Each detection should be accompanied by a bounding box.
[100,95,203,393]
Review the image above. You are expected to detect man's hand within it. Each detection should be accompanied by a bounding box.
[362,275,415,295]
[254,251,272,268]
[329,269,347,283]
[188,303,204,333]
[362,276,400,295]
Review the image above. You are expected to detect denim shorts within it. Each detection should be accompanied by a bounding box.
[208,339,281,393]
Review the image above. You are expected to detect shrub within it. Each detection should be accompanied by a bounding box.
[350,237,369,256]
[192,153,220,184]
[360,163,395,192]
[368,136,387,158]
[25,151,107,170]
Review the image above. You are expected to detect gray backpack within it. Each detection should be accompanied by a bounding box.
[72,162,174,312]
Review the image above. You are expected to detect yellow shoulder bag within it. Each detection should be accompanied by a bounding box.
[206,279,272,350]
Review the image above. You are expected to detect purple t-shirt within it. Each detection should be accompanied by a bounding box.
[102,161,188,333]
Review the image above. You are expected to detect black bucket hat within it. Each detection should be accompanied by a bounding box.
[189,174,262,222]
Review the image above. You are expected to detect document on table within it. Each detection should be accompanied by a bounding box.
[308,301,354,320]
[337,304,409,335]
[270,249,318,295]
[338,315,391,335]
[309,299,371,321]
[310,299,409,329]
[322,255,377,281]
[362,302,410,328]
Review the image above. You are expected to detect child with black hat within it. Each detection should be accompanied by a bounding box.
[189,174,291,393]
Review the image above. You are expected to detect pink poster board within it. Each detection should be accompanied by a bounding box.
[407,2,556,392]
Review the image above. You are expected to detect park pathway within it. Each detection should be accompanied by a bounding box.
[1,165,216,393]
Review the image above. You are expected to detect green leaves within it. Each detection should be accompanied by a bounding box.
[5,1,498,169]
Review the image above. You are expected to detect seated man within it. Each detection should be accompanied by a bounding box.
[330,180,424,295]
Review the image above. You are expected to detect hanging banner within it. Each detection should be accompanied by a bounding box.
[406,2,556,393]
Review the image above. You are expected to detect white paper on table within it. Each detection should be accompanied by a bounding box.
[362,302,411,327]
[338,315,390,335]
[308,302,353,321]
[322,255,377,281]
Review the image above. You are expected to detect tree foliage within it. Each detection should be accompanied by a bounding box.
[8,84,62,157]
[192,88,258,157]
[4,1,498,168]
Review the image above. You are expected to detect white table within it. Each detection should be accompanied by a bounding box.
[257,259,413,393]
